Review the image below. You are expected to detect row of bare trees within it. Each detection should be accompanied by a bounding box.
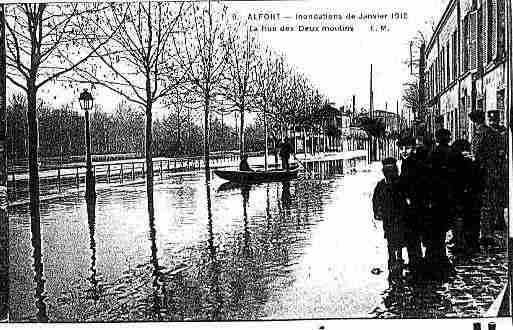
[2,1,334,251]
[6,96,269,163]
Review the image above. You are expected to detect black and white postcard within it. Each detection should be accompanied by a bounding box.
[0,0,511,328]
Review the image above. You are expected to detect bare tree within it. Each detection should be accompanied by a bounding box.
[4,3,119,243]
[221,19,259,159]
[253,49,281,169]
[72,2,186,221]
[402,81,419,123]
[172,0,229,181]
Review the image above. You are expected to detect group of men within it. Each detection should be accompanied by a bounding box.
[373,110,508,283]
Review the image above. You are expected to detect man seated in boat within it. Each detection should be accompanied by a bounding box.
[239,154,254,172]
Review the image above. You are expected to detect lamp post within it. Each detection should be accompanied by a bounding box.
[79,89,96,201]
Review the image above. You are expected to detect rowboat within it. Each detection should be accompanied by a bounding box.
[214,167,299,184]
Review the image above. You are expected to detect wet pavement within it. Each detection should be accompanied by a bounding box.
[8,159,508,321]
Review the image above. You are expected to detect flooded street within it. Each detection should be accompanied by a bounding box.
[9,159,508,321]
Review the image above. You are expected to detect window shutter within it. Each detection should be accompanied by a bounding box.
[487,0,495,62]
[452,31,458,79]
[496,0,505,58]
[469,11,478,70]
[445,38,451,85]
[477,7,484,71]
[490,0,497,60]
[462,15,468,71]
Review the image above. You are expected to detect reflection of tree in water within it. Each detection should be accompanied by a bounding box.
[48,169,337,321]
[31,215,48,321]
[204,180,223,320]
[148,177,332,320]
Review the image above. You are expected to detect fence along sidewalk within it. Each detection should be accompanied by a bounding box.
[7,152,246,202]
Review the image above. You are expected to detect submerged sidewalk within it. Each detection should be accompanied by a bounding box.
[262,162,508,319]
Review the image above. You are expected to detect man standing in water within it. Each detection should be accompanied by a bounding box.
[487,110,508,231]
[397,136,426,278]
[372,157,406,280]
[469,110,501,246]
[279,137,293,171]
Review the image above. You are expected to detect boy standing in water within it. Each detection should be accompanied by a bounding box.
[372,158,406,279]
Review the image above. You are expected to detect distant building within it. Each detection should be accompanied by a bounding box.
[358,110,403,134]
[424,0,511,139]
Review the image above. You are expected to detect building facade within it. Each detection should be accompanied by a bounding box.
[424,0,511,140]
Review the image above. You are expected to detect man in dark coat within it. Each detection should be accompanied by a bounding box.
[372,157,407,278]
[470,110,501,245]
[425,128,458,280]
[279,137,293,171]
[451,139,482,253]
[397,136,426,275]
[487,110,508,231]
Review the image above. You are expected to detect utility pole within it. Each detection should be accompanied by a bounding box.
[352,94,356,121]
[410,41,414,75]
[396,100,400,131]
[369,64,375,162]
[370,64,374,119]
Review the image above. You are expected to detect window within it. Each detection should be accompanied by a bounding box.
[462,14,469,72]
[441,49,445,88]
[477,6,484,70]
[446,40,451,83]
[469,11,478,70]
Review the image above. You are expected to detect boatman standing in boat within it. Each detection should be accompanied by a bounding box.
[279,137,293,171]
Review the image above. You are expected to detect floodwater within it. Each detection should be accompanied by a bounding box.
[9,158,508,321]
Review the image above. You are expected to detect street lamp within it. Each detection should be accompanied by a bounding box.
[79,89,96,201]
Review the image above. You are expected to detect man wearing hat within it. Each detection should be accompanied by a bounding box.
[469,110,501,245]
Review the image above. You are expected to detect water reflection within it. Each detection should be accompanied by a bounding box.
[148,199,162,320]
[241,185,251,258]
[373,242,508,318]
[14,157,506,320]
[86,199,99,301]
[281,181,291,208]
[31,218,48,322]
[205,180,223,320]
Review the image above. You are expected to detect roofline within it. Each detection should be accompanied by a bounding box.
[426,0,458,56]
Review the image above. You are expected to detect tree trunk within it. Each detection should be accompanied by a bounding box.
[204,94,211,181]
[310,128,314,155]
[302,126,307,157]
[239,109,244,159]
[292,123,296,154]
[145,97,155,226]
[176,107,181,155]
[27,82,41,237]
[27,81,46,322]
[263,107,268,171]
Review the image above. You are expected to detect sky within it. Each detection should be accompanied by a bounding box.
[229,0,450,113]
[20,0,450,121]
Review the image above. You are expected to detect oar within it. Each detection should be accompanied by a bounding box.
[292,154,312,177]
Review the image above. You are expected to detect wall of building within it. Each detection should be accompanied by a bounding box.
[424,0,510,142]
